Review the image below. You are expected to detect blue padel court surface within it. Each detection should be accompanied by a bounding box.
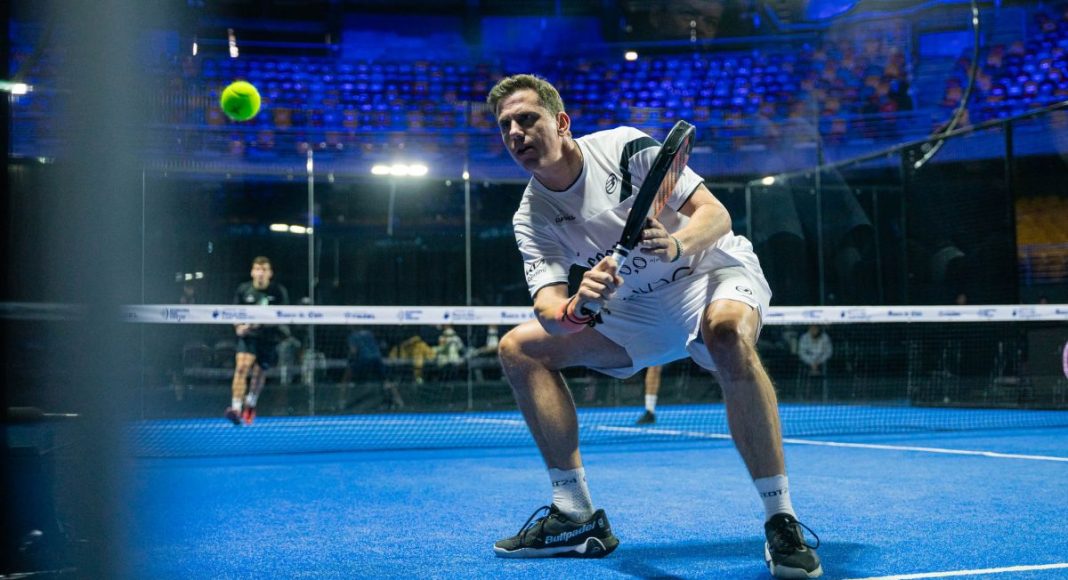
[126,406,1068,579]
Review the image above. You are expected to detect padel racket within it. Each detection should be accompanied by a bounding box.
[582,120,695,316]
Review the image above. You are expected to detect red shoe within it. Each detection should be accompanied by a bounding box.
[224,407,242,426]
[242,405,256,425]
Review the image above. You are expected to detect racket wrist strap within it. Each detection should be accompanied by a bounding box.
[558,295,594,333]
[669,236,683,263]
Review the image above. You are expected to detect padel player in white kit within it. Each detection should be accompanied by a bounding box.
[488,74,823,579]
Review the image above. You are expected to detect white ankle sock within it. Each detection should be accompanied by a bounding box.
[231,397,242,410]
[754,474,797,521]
[645,394,658,412]
[549,467,595,522]
[245,392,258,407]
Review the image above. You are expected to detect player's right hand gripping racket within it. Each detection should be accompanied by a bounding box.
[581,120,695,317]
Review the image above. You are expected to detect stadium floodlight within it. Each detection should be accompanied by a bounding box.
[761,176,776,186]
[270,224,289,232]
[624,51,638,61]
[371,163,429,177]
[228,28,239,58]
[371,163,428,236]
[0,81,31,95]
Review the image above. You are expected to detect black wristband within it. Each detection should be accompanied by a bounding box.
[669,236,683,263]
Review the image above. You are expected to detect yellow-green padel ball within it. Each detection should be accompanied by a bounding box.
[220,80,261,122]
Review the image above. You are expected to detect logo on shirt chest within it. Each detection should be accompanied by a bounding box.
[606,173,618,195]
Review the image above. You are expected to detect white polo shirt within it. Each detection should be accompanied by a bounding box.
[514,126,763,303]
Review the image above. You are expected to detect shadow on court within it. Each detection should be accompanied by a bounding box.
[604,539,870,579]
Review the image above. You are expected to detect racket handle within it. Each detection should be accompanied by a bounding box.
[579,247,629,316]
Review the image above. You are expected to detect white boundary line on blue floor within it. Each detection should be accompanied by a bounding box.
[463,419,1068,462]
[843,562,1068,579]
[780,437,1068,462]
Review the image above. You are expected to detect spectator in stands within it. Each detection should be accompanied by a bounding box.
[178,281,198,304]
[343,327,385,386]
[798,325,833,377]
[435,325,465,368]
[468,325,503,382]
[475,325,501,357]
[389,334,435,384]
[342,327,403,410]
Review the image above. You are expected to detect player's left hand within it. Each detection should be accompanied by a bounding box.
[638,218,679,261]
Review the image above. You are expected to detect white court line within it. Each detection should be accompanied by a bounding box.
[781,438,1068,462]
[461,419,1067,462]
[591,425,733,440]
[844,562,1068,579]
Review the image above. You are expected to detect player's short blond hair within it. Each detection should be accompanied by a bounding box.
[486,74,566,117]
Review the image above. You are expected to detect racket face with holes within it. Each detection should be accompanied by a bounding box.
[615,120,695,254]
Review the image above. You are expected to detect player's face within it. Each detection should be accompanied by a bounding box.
[251,263,272,288]
[496,89,567,173]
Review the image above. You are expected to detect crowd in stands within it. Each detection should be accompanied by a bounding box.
[3,18,923,159]
[169,29,915,154]
[549,34,911,146]
[10,6,1068,160]
[942,5,1068,124]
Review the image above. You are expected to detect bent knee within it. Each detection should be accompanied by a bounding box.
[704,317,756,357]
[497,328,530,368]
[497,323,567,372]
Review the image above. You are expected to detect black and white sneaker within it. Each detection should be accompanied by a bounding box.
[635,410,656,425]
[493,505,619,559]
[764,513,823,578]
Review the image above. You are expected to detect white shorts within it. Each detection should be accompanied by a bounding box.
[588,266,772,379]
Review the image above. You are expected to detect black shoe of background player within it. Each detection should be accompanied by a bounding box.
[635,410,656,425]
[223,407,242,426]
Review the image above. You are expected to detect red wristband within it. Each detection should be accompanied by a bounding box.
[557,296,592,333]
